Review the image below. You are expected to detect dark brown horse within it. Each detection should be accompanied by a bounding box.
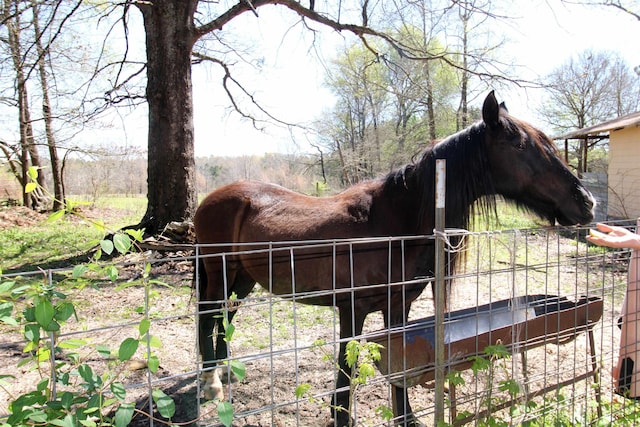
[194,91,595,426]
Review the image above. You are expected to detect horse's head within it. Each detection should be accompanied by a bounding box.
[481,91,595,226]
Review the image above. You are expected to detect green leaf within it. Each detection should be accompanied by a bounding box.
[375,405,394,421]
[27,409,48,423]
[0,316,18,326]
[105,266,119,281]
[295,383,311,398]
[345,340,360,368]
[148,355,160,373]
[49,414,76,427]
[114,403,134,427]
[118,338,139,361]
[55,301,76,322]
[125,228,145,242]
[111,381,127,401]
[24,182,37,194]
[27,166,39,180]
[60,391,74,409]
[46,210,66,222]
[72,264,88,279]
[499,378,520,397]
[24,323,40,343]
[35,299,54,328]
[139,319,151,335]
[357,362,375,382]
[0,301,13,318]
[42,319,60,333]
[58,338,87,349]
[96,344,111,358]
[217,401,234,427]
[78,364,95,383]
[100,240,114,255]
[23,306,35,322]
[223,322,235,342]
[0,280,15,296]
[152,389,175,419]
[36,378,49,392]
[470,356,491,374]
[147,335,162,348]
[228,360,246,382]
[113,234,132,255]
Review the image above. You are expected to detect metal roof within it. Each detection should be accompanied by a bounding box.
[553,111,640,140]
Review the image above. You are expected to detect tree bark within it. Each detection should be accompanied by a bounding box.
[32,0,64,211]
[5,0,45,209]
[137,1,199,233]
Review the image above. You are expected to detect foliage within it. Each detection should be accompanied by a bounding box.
[539,49,640,176]
[318,32,461,186]
[0,167,179,426]
[296,339,392,426]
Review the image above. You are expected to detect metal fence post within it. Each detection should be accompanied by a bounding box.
[434,159,446,424]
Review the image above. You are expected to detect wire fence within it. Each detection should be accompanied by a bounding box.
[1,222,639,426]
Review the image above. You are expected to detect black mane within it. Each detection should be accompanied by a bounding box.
[383,121,498,232]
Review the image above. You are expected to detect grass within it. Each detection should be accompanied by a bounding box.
[0,195,147,273]
[473,199,548,231]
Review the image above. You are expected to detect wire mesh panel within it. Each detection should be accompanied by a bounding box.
[192,224,633,426]
[2,224,640,426]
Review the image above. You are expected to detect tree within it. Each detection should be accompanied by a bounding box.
[317,30,460,184]
[112,0,436,234]
[2,0,46,209]
[1,0,100,211]
[539,49,640,176]
[31,0,64,210]
[321,43,388,184]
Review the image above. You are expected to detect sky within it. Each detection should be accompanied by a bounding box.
[114,0,640,158]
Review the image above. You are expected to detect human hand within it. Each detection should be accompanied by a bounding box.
[586,223,640,250]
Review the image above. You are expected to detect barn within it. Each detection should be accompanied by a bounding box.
[555,111,640,220]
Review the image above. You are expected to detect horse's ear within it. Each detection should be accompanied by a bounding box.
[482,91,500,130]
[499,101,508,112]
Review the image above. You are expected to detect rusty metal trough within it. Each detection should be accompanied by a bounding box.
[370,294,603,389]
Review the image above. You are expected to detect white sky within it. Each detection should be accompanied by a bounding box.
[115,1,640,158]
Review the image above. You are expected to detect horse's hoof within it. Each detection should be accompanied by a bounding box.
[202,369,224,401]
[218,368,240,384]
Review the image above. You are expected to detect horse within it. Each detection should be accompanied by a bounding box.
[193,91,595,426]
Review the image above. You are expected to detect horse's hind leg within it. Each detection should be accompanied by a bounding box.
[212,270,255,381]
[198,258,255,400]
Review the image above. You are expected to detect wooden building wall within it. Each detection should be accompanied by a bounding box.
[607,126,640,219]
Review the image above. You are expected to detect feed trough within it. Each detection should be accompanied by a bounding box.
[370,294,603,388]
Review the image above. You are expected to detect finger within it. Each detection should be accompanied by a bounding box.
[596,223,615,232]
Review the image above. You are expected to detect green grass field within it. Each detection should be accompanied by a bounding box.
[0,196,147,272]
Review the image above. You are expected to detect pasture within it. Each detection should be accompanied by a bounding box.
[1,200,639,426]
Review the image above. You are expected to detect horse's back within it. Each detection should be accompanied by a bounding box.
[194,180,381,246]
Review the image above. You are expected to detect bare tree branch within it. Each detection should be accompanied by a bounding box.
[191,50,307,132]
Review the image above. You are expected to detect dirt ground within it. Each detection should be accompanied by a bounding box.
[0,208,629,426]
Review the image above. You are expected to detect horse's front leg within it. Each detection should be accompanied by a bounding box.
[332,305,366,427]
[383,306,425,427]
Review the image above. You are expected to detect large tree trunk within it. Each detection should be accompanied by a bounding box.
[137,1,199,234]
